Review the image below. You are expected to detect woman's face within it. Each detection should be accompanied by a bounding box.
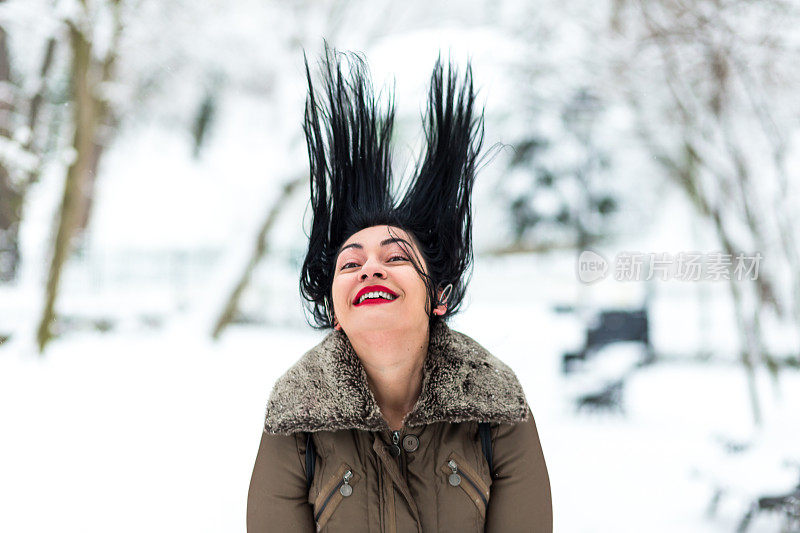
[331,225,431,336]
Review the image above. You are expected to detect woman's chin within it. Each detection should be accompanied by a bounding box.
[344,313,428,335]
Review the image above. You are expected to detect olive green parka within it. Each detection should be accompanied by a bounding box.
[247,321,552,532]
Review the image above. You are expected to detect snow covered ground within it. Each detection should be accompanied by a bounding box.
[2,254,798,533]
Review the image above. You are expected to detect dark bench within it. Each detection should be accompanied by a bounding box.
[562,307,653,374]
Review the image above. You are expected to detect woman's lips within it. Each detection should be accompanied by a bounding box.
[352,284,399,305]
[353,297,396,307]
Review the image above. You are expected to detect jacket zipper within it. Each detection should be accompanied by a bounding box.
[447,459,488,507]
[314,469,353,522]
[391,430,402,463]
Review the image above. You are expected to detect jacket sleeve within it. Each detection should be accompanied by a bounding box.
[247,429,315,532]
[484,407,552,533]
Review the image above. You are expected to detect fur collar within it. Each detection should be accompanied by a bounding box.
[263,321,529,434]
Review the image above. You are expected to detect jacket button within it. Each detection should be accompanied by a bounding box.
[402,434,419,452]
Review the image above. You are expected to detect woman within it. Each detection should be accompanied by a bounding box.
[247,46,552,532]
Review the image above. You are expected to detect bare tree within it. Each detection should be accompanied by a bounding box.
[36,0,123,352]
[0,22,59,283]
[611,0,800,425]
[211,176,304,339]
[209,0,396,337]
[0,24,19,282]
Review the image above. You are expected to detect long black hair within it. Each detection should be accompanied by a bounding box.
[299,43,485,330]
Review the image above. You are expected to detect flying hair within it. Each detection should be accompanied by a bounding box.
[299,42,485,330]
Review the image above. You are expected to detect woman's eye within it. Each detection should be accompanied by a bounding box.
[340,256,405,270]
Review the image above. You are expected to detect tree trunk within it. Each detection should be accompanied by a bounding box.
[0,34,58,283]
[711,210,763,427]
[36,23,97,352]
[211,176,304,339]
[36,0,123,352]
[0,25,20,282]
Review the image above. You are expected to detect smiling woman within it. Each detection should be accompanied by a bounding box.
[247,44,552,533]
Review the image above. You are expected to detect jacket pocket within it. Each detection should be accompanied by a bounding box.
[313,462,361,531]
[440,451,491,519]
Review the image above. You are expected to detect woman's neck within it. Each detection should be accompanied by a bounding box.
[347,324,429,431]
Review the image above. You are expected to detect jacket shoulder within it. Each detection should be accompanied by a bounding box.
[404,326,530,426]
[263,331,386,435]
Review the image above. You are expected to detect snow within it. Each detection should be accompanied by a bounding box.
[2,257,799,532]
[0,324,317,532]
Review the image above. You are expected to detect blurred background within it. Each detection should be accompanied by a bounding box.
[1,0,799,531]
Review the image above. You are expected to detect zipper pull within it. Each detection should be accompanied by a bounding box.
[390,430,401,457]
[447,459,462,486]
[339,469,353,497]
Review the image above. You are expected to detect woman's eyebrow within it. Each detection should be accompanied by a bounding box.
[337,237,411,256]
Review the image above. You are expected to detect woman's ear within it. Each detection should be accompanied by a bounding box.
[433,286,449,316]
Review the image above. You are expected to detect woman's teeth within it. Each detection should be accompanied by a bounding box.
[357,291,398,304]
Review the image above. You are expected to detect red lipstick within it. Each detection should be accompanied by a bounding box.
[353,285,399,306]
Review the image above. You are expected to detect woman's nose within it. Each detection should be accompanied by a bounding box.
[360,257,386,280]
